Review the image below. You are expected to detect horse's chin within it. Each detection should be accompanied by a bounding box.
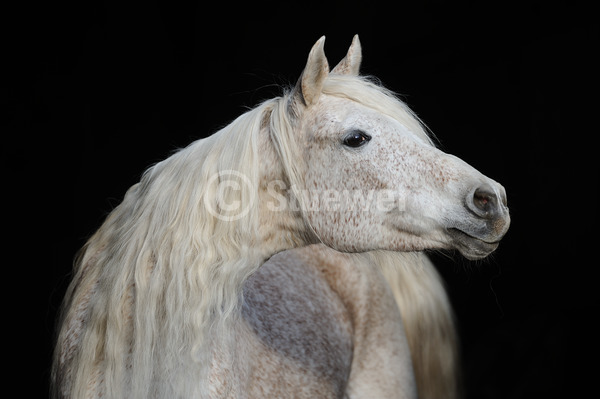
[447,228,500,260]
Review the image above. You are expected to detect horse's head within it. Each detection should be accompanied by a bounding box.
[269,36,509,260]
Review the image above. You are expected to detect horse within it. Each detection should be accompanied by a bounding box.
[52,35,510,399]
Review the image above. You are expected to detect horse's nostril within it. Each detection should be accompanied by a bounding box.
[469,185,498,217]
[474,190,492,210]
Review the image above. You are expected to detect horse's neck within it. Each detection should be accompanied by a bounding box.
[257,203,314,257]
[254,151,318,256]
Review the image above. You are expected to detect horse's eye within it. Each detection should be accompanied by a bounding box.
[342,130,371,148]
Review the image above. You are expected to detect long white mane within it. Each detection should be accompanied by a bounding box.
[53,75,437,398]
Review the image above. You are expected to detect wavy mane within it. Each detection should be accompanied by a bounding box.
[53,74,437,398]
[53,95,290,398]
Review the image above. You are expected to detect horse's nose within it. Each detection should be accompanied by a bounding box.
[467,183,507,219]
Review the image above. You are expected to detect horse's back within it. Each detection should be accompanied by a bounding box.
[214,245,416,398]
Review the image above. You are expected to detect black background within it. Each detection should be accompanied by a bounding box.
[7,1,598,397]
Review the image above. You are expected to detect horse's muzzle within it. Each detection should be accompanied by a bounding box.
[448,182,511,260]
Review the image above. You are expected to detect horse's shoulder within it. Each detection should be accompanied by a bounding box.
[242,246,354,357]
[242,244,401,354]
[287,245,400,325]
[239,245,355,396]
[267,245,416,398]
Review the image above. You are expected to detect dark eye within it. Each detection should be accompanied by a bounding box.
[342,130,371,148]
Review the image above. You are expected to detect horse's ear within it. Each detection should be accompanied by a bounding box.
[291,36,329,108]
[331,35,362,76]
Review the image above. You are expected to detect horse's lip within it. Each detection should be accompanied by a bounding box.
[447,228,500,260]
[447,228,500,245]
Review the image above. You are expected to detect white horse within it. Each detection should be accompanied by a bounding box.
[52,35,510,399]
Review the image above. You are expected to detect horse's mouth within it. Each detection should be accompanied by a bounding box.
[447,228,500,260]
